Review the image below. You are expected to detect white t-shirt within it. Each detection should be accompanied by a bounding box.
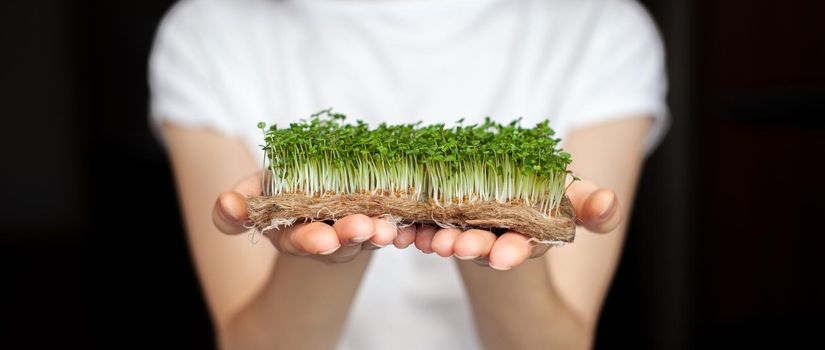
[149,0,668,348]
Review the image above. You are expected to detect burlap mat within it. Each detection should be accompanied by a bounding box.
[247,193,575,244]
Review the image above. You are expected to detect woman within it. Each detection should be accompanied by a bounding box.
[149,0,668,348]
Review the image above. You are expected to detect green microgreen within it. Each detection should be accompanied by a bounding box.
[257,110,573,216]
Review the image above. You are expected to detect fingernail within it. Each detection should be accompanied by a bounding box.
[218,205,239,223]
[368,241,388,249]
[319,245,341,255]
[489,263,511,271]
[599,197,617,220]
[351,235,371,244]
[454,254,479,260]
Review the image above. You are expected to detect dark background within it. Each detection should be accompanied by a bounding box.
[1,0,823,348]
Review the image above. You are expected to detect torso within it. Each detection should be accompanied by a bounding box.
[174,0,637,348]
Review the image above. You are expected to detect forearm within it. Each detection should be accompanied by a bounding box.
[457,258,592,350]
[221,252,372,350]
[457,117,652,349]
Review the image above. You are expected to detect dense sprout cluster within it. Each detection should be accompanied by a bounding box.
[258,110,573,215]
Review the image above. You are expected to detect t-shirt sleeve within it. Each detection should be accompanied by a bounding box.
[147,0,239,143]
[556,0,669,155]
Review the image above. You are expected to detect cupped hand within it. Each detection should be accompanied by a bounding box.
[413,177,621,270]
[213,173,618,268]
[212,173,418,263]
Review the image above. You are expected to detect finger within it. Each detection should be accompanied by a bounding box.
[453,229,496,261]
[213,191,250,234]
[431,228,462,257]
[325,214,373,262]
[278,222,340,256]
[368,217,398,248]
[566,179,621,233]
[394,225,417,249]
[212,173,262,235]
[488,232,533,270]
[332,214,375,246]
[414,225,437,254]
[266,223,307,255]
[581,188,620,233]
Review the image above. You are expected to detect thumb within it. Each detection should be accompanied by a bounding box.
[566,178,621,233]
[212,172,262,235]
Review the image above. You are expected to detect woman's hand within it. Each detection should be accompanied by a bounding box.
[212,173,419,263]
[213,170,618,268]
[413,177,621,270]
